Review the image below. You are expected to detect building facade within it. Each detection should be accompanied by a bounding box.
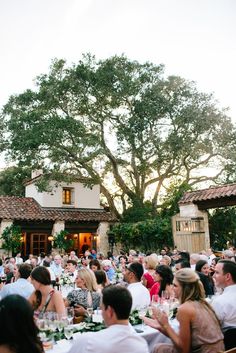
[0,171,116,257]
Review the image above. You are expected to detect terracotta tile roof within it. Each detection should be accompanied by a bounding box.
[179,183,236,204]
[0,196,116,222]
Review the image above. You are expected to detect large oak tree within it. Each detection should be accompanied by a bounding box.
[1,55,235,217]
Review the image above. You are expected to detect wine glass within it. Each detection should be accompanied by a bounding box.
[66,307,74,325]
[151,294,160,308]
[64,325,74,340]
[87,307,93,322]
[56,313,67,332]
[139,306,148,331]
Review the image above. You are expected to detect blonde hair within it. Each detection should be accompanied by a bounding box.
[145,254,159,269]
[160,255,171,266]
[77,268,98,292]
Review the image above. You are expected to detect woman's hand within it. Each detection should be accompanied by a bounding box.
[74,305,87,316]
[152,306,169,328]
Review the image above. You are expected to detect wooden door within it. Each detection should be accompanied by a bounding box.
[30,233,47,255]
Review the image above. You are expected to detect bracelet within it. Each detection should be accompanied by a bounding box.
[162,324,169,329]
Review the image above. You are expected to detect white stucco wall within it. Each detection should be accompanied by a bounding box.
[179,203,201,217]
[25,181,101,209]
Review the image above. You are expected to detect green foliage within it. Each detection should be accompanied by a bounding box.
[122,200,156,222]
[1,54,235,216]
[160,182,192,217]
[53,230,73,252]
[0,166,31,196]
[209,207,236,249]
[1,225,22,255]
[112,215,173,253]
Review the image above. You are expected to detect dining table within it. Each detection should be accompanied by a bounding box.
[47,319,179,353]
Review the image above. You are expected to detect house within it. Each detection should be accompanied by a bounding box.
[0,171,116,257]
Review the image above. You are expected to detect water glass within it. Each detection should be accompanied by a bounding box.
[64,325,74,340]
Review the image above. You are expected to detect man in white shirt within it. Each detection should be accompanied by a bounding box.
[68,285,149,353]
[212,260,236,330]
[124,262,150,310]
[0,263,34,299]
[15,252,23,265]
[50,254,63,277]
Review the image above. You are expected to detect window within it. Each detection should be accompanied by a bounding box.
[62,188,74,205]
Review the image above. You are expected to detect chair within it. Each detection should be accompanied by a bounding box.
[224,327,236,350]
[219,348,236,353]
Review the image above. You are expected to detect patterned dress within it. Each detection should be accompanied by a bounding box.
[67,288,101,310]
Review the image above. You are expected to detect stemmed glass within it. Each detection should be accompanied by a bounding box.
[66,307,74,325]
[139,306,148,331]
[87,307,93,322]
[64,325,74,340]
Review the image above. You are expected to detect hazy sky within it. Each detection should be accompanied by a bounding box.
[0,0,235,167]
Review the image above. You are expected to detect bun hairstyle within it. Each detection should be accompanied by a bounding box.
[175,268,200,283]
[175,268,205,304]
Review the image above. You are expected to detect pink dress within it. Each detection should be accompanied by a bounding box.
[153,301,224,353]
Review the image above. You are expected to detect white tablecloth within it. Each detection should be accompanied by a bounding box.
[48,320,179,353]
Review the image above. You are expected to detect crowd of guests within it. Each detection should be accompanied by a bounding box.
[0,246,235,352]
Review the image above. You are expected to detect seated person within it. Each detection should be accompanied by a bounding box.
[0,294,43,353]
[67,285,149,353]
[65,268,101,318]
[212,260,236,330]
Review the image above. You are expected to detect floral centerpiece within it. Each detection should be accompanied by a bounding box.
[59,273,74,286]
[39,321,106,343]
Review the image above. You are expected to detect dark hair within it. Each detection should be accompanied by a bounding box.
[0,295,43,353]
[195,260,208,273]
[219,259,236,282]
[43,260,51,268]
[155,264,174,295]
[31,266,51,285]
[67,259,77,267]
[102,285,132,319]
[127,262,144,281]
[175,259,191,268]
[18,263,32,279]
[89,259,101,270]
[118,255,128,263]
[94,270,107,286]
[178,251,190,262]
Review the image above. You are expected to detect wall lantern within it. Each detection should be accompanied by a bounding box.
[48,235,54,242]
[107,231,115,254]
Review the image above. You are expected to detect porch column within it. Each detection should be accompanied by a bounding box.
[51,221,65,235]
[97,222,110,255]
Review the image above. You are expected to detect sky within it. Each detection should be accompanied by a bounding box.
[0,0,235,168]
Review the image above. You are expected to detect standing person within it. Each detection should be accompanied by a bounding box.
[124,262,150,310]
[67,285,149,353]
[144,268,224,353]
[0,294,43,353]
[28,266,66,317]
